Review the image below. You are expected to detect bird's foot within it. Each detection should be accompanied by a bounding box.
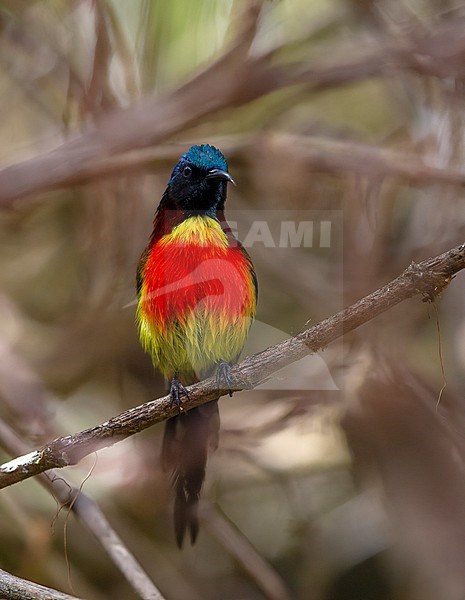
[216,361,234,397]
[169,375,190,413]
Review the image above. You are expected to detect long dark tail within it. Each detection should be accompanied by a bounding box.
[161,401,220,547]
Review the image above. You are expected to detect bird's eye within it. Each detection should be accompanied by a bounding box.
[183,166,192,178]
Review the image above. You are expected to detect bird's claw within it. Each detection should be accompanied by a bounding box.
[216,361,234,397]
[169,376,190,413]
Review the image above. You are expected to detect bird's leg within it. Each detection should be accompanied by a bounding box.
[169,372,190,412]
[216,361,233,397]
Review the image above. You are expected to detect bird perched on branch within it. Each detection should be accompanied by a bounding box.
[136,144,257,547]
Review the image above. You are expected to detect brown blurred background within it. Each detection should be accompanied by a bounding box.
[0,1,465,599]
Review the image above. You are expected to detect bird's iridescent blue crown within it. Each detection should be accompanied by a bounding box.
[183,144,228,171]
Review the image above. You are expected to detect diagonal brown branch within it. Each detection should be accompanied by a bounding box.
[0,242,463,489]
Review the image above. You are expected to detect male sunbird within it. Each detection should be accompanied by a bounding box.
[136,145,257,547]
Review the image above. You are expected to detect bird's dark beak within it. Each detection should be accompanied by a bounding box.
[206,168,236,185]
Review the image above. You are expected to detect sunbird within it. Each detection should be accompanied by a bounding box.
[136,145,257,547]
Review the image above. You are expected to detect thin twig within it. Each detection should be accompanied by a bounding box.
[0,242,463,489]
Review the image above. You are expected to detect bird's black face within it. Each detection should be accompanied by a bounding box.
[166,145,234,216]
